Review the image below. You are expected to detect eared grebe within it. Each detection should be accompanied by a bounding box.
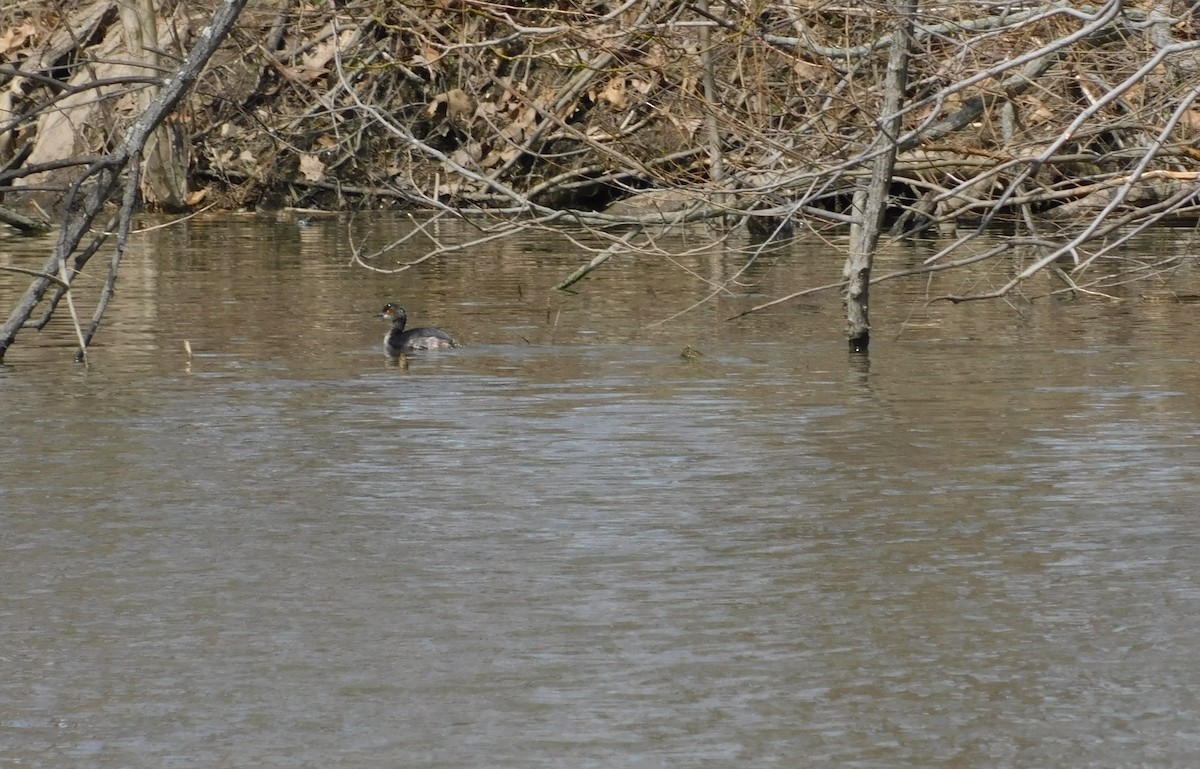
[378,303,460,355]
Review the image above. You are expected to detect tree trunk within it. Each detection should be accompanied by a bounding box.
[120,0,188,211]
[844,1,916,353]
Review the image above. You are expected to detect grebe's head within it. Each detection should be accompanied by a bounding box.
[378,303,408,326]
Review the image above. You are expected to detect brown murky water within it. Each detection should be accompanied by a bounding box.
[3,215,1200,767]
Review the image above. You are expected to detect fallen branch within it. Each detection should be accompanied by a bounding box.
[0,205,52,235]
[554,227,643,291]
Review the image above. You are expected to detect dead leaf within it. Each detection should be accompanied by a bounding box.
[446,89,474,123]
[792,60,826,82]
[298,29,355,82]
[0,22,35,56]
[600,78,626,110]
[480,145,518,168]
[449,144,480,166]
[427,89,476,126]
[114,92,137,115]
[299,153,325,182]
[413,41,443,71]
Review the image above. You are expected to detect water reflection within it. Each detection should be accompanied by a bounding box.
[2,217,1200,767]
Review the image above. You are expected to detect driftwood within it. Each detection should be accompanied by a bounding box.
[0,203,50,234]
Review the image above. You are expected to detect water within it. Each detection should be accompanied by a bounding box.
[3,215,1200,767]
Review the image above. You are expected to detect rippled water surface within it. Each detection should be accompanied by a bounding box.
[3,216,1200,767]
